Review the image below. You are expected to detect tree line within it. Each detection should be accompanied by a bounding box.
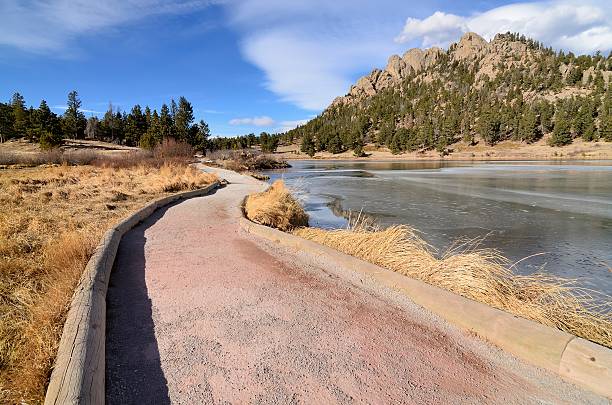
[207,132,282,153]
[0,91,211,151]
[289,33,612,156]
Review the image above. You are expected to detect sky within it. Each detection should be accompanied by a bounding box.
[1,0,611,136]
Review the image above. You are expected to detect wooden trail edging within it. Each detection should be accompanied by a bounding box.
[239,217,612,399]
[44,182,220,405]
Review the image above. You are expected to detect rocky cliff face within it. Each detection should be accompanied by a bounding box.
[333,32,610,107]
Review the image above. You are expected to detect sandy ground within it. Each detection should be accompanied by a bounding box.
[275,137,612,161]
[105,167,606,404]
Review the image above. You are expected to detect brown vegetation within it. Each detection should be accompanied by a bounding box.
[293,220,612,348]
[208,149,290,172]
[0,145,216,403]
[244,180,308,231]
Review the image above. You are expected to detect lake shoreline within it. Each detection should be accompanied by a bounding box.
[274,138,612,162]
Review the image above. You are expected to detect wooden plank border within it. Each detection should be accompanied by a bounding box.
[44,182,220,405]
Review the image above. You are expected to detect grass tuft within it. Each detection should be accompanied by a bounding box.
[245,180,308,231]
[293,218,612,348]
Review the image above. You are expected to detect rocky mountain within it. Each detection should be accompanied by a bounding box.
[288,32,612,155]
[338,32,609,105]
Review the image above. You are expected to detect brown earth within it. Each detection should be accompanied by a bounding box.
[105,167,606,404]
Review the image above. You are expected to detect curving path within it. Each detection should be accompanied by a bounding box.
[105,167,604,404]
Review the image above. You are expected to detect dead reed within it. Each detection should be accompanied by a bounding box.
[244,180,308,231]
[293,218,612,348]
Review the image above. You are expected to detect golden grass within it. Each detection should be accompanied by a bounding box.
[244,180,308,231]
[0,163,216,403]
[293,220,612,348]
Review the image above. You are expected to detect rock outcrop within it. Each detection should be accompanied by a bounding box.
[452,32,489,61]
[343,33,488,104]
[334,31,609,108]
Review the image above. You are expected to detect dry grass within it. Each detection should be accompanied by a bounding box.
[0,138,197,169]
[293,218,612,348]
[244,180,308,231]
[0,163,216,403]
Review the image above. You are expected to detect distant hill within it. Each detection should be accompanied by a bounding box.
[287,32,612,156]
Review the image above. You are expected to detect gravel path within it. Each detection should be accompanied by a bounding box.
[105,167,605,404]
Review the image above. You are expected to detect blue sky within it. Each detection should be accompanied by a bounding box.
[1,0,611,136]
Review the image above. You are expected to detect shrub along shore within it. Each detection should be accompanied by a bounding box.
[0,141,216,403]
[245,181,612,348]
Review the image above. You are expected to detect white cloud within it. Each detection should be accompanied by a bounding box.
[229,116,275,126]
[51,105,103,114]
[0,0,217,52]
[395,0,612,54]
[395,12,467,48]
[275,119,309,133]
[225,0,413,111]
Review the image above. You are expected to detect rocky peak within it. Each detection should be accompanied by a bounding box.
[340,31,550,105]
[423,47,444,67]
[385,55,407,81]
[452,32,489,60]
[402,48,425,73]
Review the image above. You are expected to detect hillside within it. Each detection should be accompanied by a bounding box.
[287,32,612,156]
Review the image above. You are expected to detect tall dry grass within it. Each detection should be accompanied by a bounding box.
[0,162,216,403]
[244,180,308,231]
[293,219,612,348]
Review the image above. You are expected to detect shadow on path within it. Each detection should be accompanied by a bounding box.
[105,193,216,404]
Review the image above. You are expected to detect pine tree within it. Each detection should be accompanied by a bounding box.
[63,91,86,139]
[0,103,14,142]
[478,107,501,145]
[140,111,161,149]
[173,97,194,141]
[518,107,540,143]
[301,134,316,156]
[11,92,28,137]
[159,104,174,141]
[36,100,62,148]
[124,105,146,146]
[599,89,612,141]
[549,104,573,146]
[192,120,210,152]
[32,100,58,136]
[575,97,596,141]
[390,131,403,154]
[328,134,343,154]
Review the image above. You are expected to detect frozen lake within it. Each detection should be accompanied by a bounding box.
[266,160,612,295]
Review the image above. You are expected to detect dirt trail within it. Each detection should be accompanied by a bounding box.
[105,167,605,404]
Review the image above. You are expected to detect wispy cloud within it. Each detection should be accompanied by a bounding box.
[0,0,219,53]
[51,105,104,114]
[275,119,309,133]
[225,0,418,111]
[395,0,612,54]
[227,116,309,132]
[229,116,275,126]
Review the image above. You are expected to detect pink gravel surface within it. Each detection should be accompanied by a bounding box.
[105,168,605,404]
